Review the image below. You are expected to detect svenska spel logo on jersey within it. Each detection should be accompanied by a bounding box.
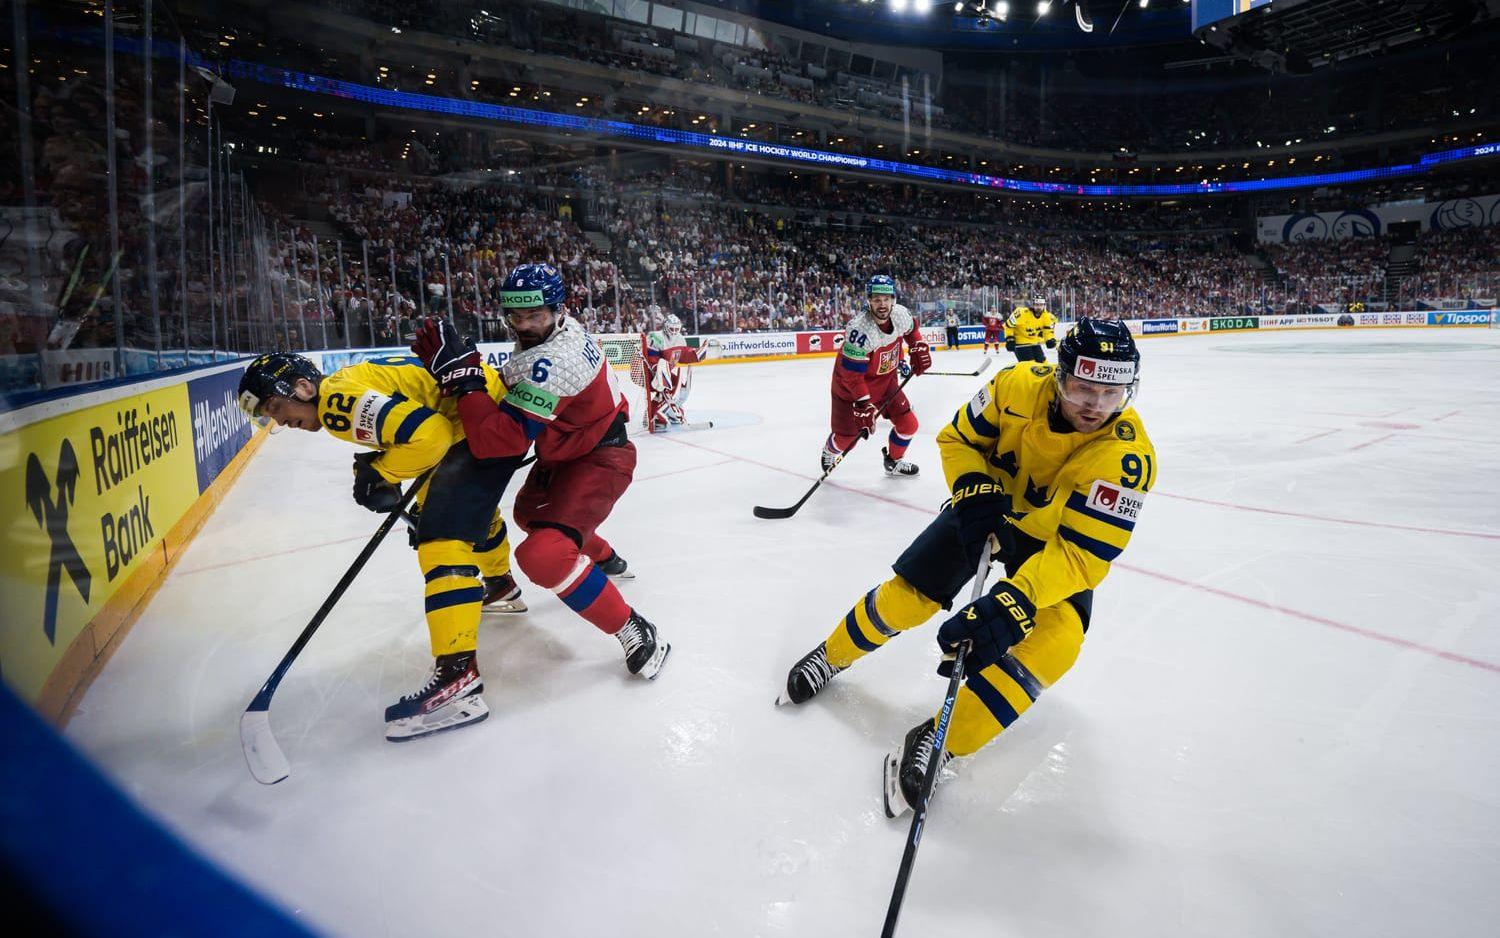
[353,392,384,444]
[1087,479,1143,521]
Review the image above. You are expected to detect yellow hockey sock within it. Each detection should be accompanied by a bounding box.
[823,575,941,669]
[418,539,484,657]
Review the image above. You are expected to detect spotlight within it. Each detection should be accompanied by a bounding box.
[1037,0,1050,14]
[1138,0,1148,7]
[890,0,909,12]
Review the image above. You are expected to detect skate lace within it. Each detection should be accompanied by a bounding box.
[909,726,936,776]
[401,666,444,702]
[796,651,839,692]
[616,619,646,656]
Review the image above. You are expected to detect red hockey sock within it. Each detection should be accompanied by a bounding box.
[582,533,613,564]
[886,430,912,459]
[515,529,631,633]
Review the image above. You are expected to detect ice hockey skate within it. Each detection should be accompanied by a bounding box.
[882,447,919,478]
[599,550,635,579]
[883,718,953,818]
[384,652,489,742]
[482,573,527,613]
[776,642,846,706]
[615,612,670,679]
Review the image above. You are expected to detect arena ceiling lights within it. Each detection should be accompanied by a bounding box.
[233,58,1496,199]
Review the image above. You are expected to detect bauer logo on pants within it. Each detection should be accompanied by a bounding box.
[1087,479,1143,522]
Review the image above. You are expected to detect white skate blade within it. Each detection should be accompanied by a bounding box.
[883,748,911,819]
[634,640,671,680]
[607,569,636,580]
[775,690,794,707]
[386,694,490,742]
[482,596,528,614]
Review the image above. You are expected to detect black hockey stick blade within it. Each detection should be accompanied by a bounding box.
[752,479,823,519]
[752,374,914,520]
[239,469,432,785]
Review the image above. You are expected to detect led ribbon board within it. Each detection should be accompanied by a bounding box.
[225,59,1496,199]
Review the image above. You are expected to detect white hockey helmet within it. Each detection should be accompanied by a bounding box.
[664,313,683,333]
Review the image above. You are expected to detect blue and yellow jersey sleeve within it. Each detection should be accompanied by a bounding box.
[317,356,505,482]
[1009,420,1155,609]
[935,364,1029,489]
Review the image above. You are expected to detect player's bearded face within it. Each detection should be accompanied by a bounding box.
[869,295,894,320]
[259,379,320,432]
[1056,374,1129,432]
[507,304,556,349]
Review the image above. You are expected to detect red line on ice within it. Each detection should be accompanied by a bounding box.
[1348,432,1394,452]
[1149,491,1500,541]
[657,434,1500,674]
[1113,563,1500,675]
[1292,429,1339,445]
[177,532,370,576]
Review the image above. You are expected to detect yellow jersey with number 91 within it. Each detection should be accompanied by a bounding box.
[938,363,1157,612]
[316,355,506,483]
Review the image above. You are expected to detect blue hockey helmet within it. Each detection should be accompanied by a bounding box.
[501,263,566,310]
[867,274,897,298]
[236,352,322,420]
[1055,318,1140,415]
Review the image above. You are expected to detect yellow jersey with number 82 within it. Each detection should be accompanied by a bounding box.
[316,355,506,483]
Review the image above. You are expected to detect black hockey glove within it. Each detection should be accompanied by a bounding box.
[950,472,1015,560]
[1045,337,1057,349]
[411,317,486,397]
[937,580,1036,676]
[352,451,402,513]
[1005,336,1016,352]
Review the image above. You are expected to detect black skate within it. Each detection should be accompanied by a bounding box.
[482,573,527,614]
[882,718,954,818]
[599,550,635,580]
[616,612,670,679]
[821,448,839,473]
[882,447,919,478]
[775,642,846,706]
[384,652,488,742]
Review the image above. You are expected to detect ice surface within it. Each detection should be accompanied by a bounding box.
[66,329,1500,937]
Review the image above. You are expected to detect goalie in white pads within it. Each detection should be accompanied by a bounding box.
[633,313,717,431]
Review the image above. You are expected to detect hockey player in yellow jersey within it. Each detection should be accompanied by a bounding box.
[1004,295,1058,364]
[236,352,527,742]
[777,318,1156,817]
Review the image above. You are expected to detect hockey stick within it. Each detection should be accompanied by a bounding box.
[752,373,916,520]
[924,355,993,378]
[239,469,433,785]
[880,535,995,938]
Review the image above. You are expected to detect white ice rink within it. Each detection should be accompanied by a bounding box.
[66,328,1500,937]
